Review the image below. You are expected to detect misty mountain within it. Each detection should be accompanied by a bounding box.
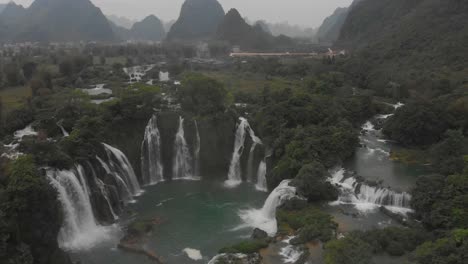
[1,0,115,42]
[130,15,165,41]
[0,2,26,22]
[107,14,137,29]
[217,9,293,51]
[337,0,468,95]
[316,7,349,44]
[110,15,166,42]
[0,4,6,13]
[167,0,225,41]
[265,21,316,39]
[163,20,176,33]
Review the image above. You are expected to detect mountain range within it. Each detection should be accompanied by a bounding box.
[216,8,292,50]
[110,15,166,42]
[0,0,115,42]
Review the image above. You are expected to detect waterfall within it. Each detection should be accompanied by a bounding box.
[57,124,69,137]
[173,116,194,180]
[141,115,164,185]
[95,177,119,221]
[225,118,249,187]
[239,180,297,235]
[46,167,113,251]
[255,161,268,192]
[329,168,412,214]
[96,156,133,202]
[279,236,303,264]
[103,143,142,196]
[194,120,201,177]
[246,125,263,182]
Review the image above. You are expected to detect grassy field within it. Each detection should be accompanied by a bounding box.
[199,71,303,96]
[0,86,31,114]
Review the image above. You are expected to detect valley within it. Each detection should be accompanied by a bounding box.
[0,1,467,264]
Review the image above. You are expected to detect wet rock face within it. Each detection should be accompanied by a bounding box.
[251,228,268,240]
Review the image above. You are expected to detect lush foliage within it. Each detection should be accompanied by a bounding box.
[411,168,468,230]
[277,207,337,244]
[414,229,468,264]
[324,235,373,264]
[179,73,231,116]
[291,162,338,202]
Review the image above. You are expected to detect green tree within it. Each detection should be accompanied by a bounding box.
[179,73,230,116]
[414,229,468,264]
[292,162,338,202]
[324,236,373,264]
[430,130,466,175]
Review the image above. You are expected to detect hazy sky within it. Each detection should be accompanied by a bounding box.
[3,0,354,27]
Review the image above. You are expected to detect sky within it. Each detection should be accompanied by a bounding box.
[2,0,354,27]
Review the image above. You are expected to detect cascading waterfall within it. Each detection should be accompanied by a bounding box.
[141,115,164,185]
[103,143,142,196]
[225,118,249,187]
[279,236,303,264]
[173,116,194,180]
[95,177,119,221]
[46,167,112,251]
[246,125,263,182]
[194,120,201,177]
[57,124,69,137]
[255,160,268,192]
[239,180,297,235]
[329,168,412,214]
[96,156,133,202]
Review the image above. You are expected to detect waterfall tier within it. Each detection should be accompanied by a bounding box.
[141,115,164,185]
[173,116,196,180]
[329,168,412,214]
[194,120,201,177]
[46,166,115,251]
[226,117,264,187]
[255,161,268,192]
[103,143,142,196]
[239,180,297,235]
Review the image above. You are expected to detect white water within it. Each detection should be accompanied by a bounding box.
[255,161,268,192]
[81,84,112,96]
[141,115,164,185]
[96,156,133,202]
[103,143,142,196]
[279,236,303,263]
[58,124,70,137]
[194,120,201,177]
[123,64,155,83]
[208,254,248,264]
[14,125,37,140]
[225,118,249,187]
[46,167,114,251]
[329,168,412,214]
[183,248,203,261]
[159,71,170,82]
[246,124,262,183]
[239,180,297,235]
[95,177,119,221]
[173,117,195,180]
[2,125,38,160]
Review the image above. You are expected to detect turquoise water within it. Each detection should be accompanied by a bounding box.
[73,180,268,264]
[345,126,428,192]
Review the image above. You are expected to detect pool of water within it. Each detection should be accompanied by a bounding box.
[72,180,267,264]
[345,123,428,192]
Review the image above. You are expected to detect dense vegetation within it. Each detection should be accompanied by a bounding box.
[337,0,468,98]
[0,0,467,263]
